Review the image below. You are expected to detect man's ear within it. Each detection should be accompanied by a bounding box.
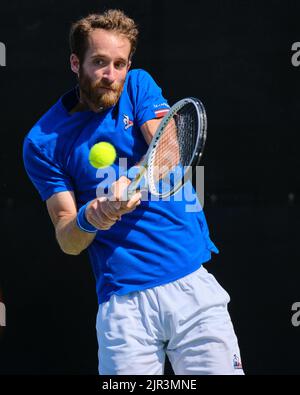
[127,60,132,71]
[70,53,80,75]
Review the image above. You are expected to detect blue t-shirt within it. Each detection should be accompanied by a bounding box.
[23,69,219,303]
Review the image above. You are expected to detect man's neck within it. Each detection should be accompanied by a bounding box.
[69,100,89,114]
[69,87,90,114]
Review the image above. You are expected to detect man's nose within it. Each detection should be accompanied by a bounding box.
[102,63,116,83]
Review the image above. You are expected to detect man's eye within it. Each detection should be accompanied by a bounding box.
[94,59,104,66]
[115,62,126,70]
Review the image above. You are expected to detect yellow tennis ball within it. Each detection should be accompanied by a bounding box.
[89,142,117,168]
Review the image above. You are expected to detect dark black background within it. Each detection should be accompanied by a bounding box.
[0,0,299,375]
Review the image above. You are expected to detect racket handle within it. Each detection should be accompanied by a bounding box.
[123,178,140,201]
[122,165,147,200]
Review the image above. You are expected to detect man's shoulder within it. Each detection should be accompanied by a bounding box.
[127,68,148,78]
[125,68,162,106]
[126,68,155,86]
[24,94,68,149]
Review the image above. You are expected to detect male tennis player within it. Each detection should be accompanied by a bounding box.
[23,9,244,375]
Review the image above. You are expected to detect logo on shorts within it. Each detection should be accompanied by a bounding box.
[233,354,243,369]
[123,114,134,129]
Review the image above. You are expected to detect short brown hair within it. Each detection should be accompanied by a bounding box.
[69,9,139,62]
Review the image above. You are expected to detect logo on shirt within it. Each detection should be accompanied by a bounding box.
[123,114,134,129]
[233,354,243,369]
[154,103,169,108]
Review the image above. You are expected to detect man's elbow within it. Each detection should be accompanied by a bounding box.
[57,241,84,256]
[61,247,82,256]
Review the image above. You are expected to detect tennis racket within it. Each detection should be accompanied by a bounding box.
[126,97,207,199]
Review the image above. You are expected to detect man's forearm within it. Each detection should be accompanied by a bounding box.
[47,180,141,256]
[55,215,96,255]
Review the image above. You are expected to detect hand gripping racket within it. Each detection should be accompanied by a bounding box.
[126,97,207,199]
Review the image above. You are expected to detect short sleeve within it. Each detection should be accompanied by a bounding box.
[23,137,74,201]
[133,70,170,127]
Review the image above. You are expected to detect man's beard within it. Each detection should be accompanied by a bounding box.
[78,69,125,112]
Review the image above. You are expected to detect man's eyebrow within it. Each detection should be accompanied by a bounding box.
[90,53,128,62]
[90,53,106,59]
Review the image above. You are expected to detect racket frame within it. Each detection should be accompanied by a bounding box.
[127,97,207,199]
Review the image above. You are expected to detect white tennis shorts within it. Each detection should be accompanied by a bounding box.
[96,265,244,375]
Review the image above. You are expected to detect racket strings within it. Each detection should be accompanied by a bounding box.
[150,103,199,188]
